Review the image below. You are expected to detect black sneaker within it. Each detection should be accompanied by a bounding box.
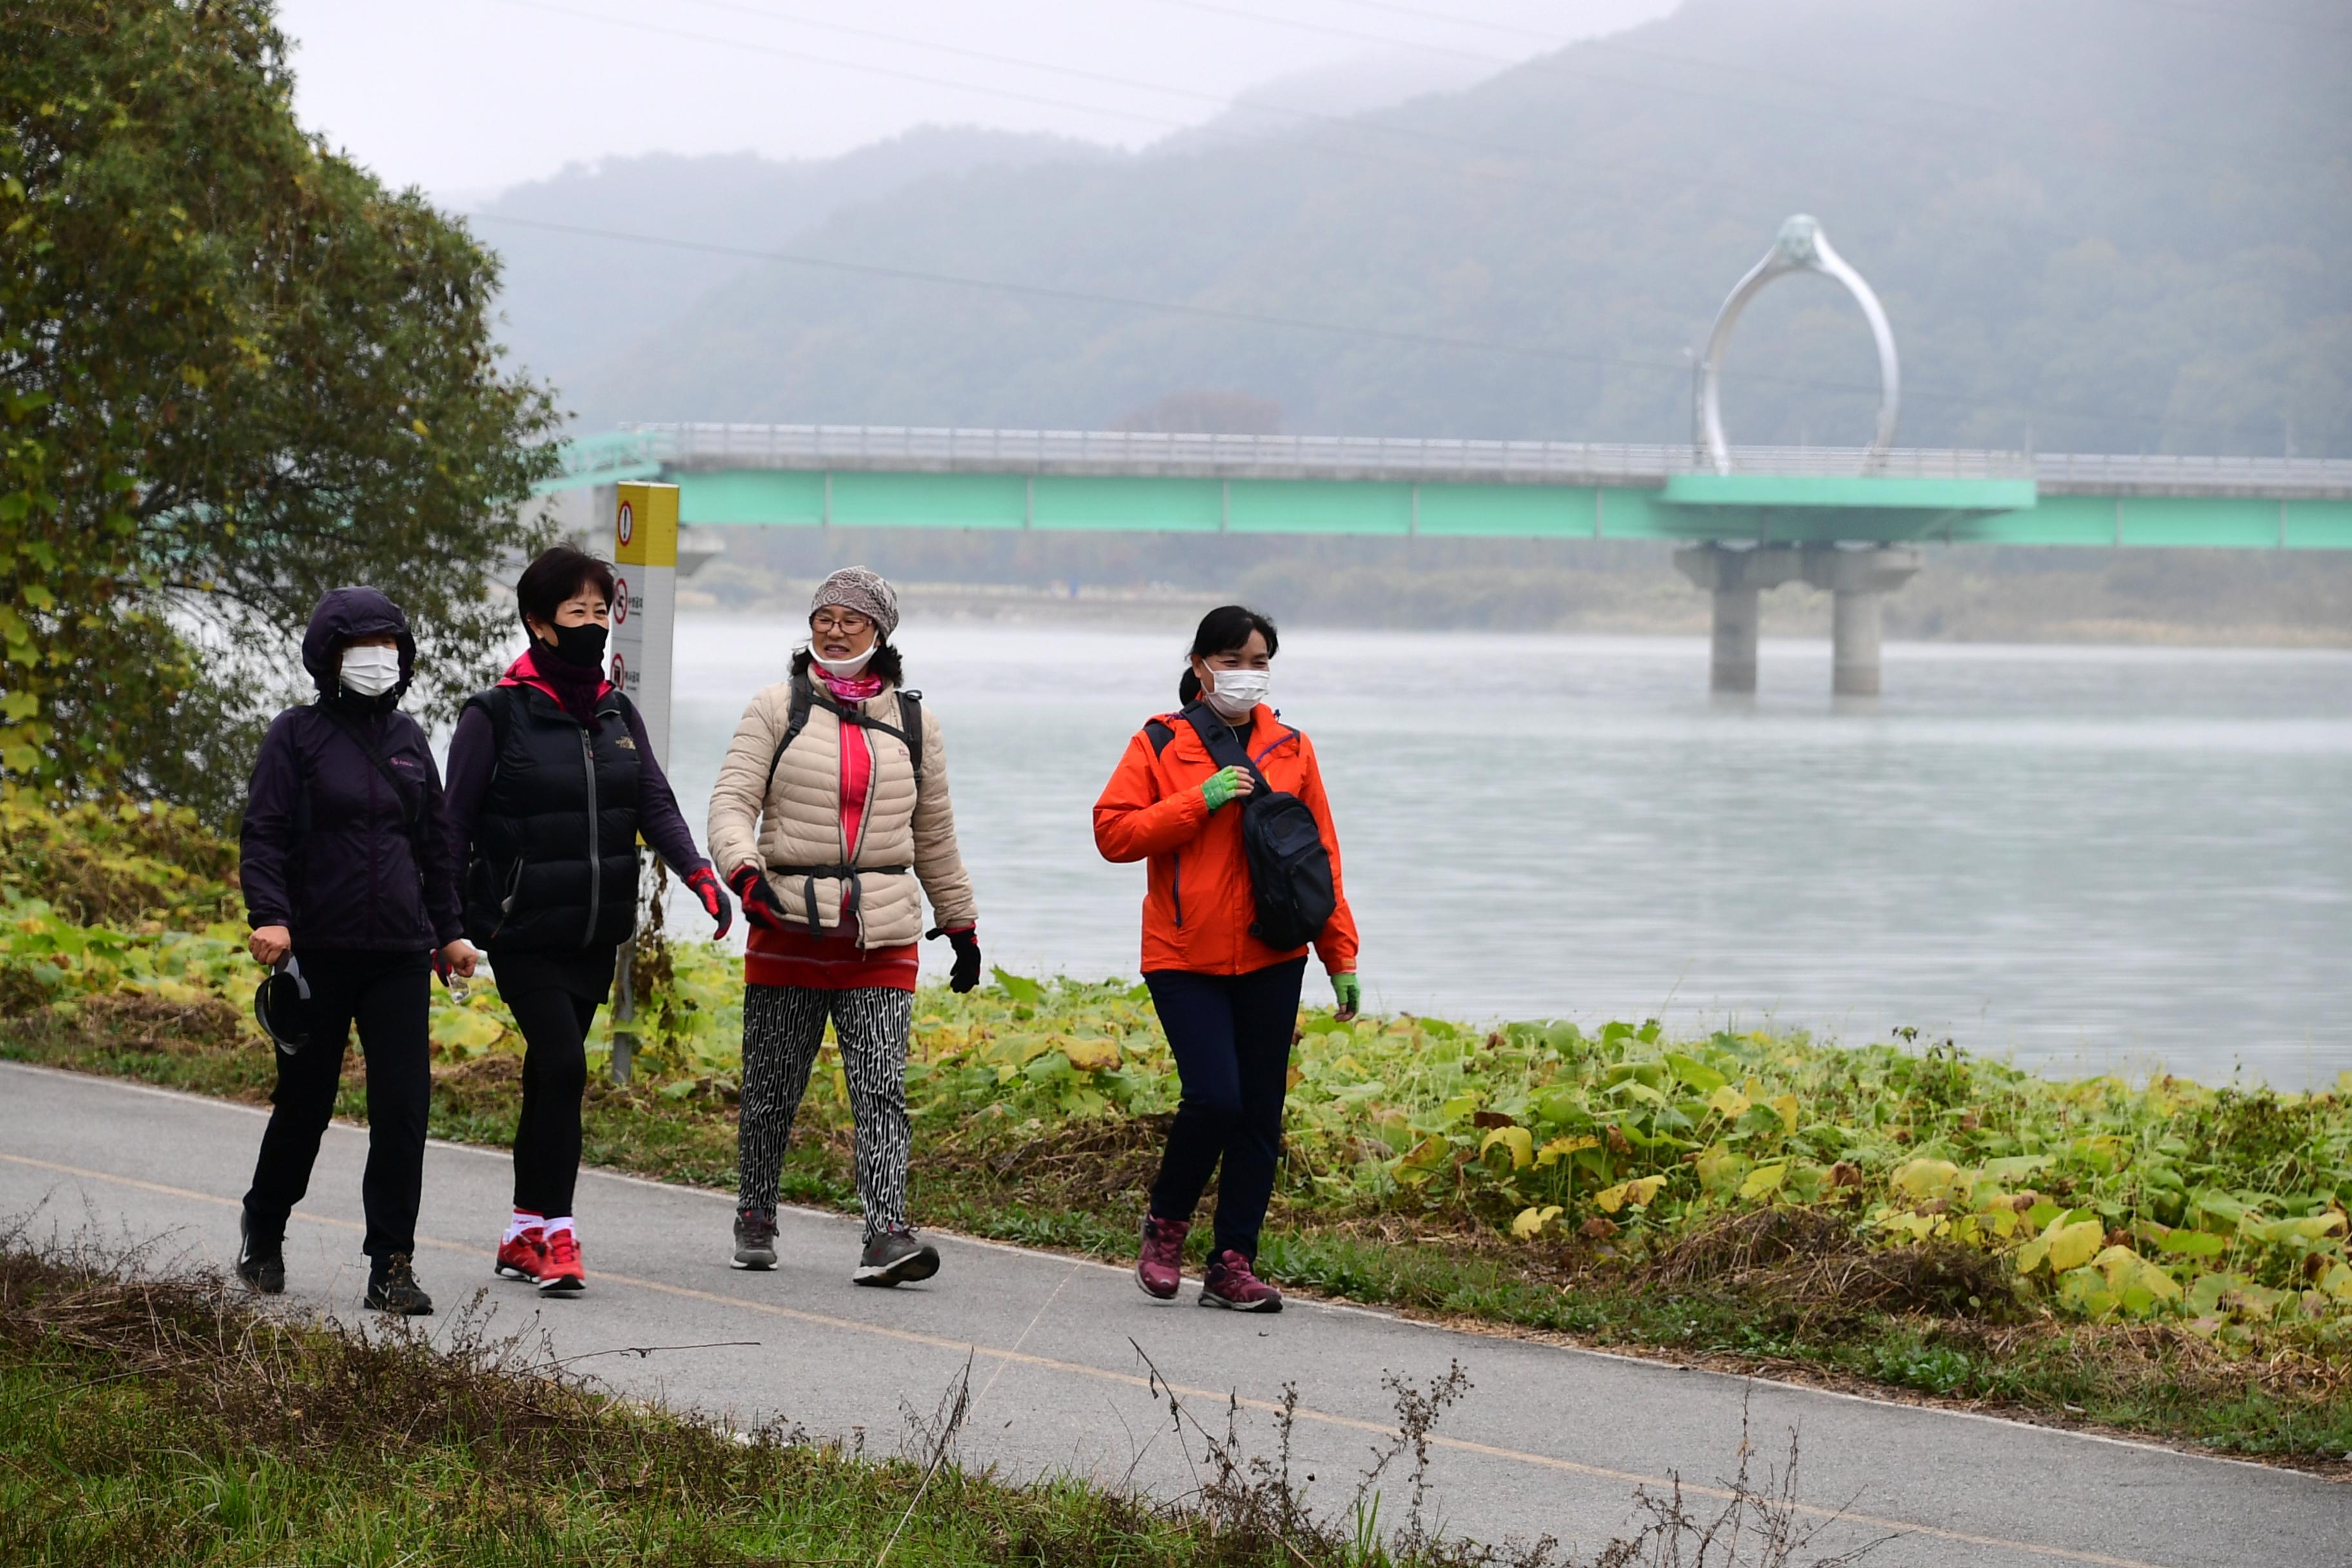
[236,1211,285,1296]
[364,1253,435,1316]
[854,1228,939,1288]
[732,1206,779,1271]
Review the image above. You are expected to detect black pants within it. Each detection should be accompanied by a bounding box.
[1144,956,1306,1261]
[505,986,601,1219]
[243,948,431,1260]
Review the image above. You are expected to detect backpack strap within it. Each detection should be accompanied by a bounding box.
[896,689,924,783]
[1144,717,1177,755]
[763,675,926,798]
[318,703,425,846]
[761,674,819,798]
[460,685,517,775]
[1179,702,1273,794]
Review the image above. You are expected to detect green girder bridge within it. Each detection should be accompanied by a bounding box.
[540,422,2352,695]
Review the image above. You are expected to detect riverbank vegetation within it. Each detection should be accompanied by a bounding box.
[21,1231,1816,1567]
[5,796,2348,1464]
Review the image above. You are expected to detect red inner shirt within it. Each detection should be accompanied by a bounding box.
[744,707,918,992]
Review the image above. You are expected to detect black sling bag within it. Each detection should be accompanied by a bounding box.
[1178,703,1337,952]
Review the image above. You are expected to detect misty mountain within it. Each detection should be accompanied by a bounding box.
[467,127,1112,400]
[544,0,2349,456]
[1148,0,1674,157]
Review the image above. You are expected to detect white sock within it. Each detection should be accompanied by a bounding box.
[544,1216,575,1238]
[505,1210,543,1243]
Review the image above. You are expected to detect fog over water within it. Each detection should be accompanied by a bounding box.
[651,617,2352,1089]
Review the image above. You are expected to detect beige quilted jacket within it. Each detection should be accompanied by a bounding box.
[707,680,978,948]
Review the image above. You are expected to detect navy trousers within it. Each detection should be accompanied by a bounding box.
[1144,956,1306,1260]
[243,948,431,1259]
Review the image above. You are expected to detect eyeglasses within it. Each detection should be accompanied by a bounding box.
[811,611,874,634]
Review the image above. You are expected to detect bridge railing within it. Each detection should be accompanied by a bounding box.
[2032,451,2352,498]
[622,422,2034,484]
[564,423,2352,498]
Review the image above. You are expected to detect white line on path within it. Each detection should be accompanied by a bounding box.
[1,1144,2181,1568]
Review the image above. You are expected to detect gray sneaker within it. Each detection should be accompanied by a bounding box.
[854,1228,940,1288]
[732,1206,779,1271]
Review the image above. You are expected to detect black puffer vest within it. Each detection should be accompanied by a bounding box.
[460,681,644,952]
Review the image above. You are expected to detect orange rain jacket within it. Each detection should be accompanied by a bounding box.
[1093,703,1359,978]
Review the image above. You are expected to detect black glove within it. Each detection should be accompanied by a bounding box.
[729,863,791,932]
[929,925,982,994]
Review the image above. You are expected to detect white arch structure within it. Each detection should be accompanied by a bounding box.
[1700,215,1899,475]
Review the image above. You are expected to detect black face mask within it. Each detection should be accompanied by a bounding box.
[541,620,609,669]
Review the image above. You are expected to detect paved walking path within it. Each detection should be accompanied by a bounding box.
[2,1061,2341,1567]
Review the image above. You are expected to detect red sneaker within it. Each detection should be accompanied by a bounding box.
[536,1227,585,1295]
[1135,1213,1189,1300]
[1200,1248,1282,1313]
[495,1226,545,1282]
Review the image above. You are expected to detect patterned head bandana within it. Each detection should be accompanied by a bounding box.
[810,566,899,642]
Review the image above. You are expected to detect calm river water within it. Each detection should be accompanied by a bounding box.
[651,617,2351,1088]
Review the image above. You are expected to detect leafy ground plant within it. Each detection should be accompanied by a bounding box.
[4,805,2349,1460]
[1,1231,1875,1567]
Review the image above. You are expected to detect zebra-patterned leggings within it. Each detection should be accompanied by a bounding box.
[737,984,916,1240]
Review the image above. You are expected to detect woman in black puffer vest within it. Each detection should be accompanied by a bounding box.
[443,547,730,1296]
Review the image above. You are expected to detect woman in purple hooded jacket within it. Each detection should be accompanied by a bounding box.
[237,587,478,1316]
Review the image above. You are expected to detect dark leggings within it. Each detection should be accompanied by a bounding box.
[505,987,602,1218]
[1144,957,1306,1261]
[244,948,431,1259]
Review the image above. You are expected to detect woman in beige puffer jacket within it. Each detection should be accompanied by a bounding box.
[706,568,979,1287]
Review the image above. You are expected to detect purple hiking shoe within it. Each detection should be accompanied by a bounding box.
[1200,1248,1282,1313]
[1136,1213,1190,1300]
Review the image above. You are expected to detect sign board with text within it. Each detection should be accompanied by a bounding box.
[609,482,678,766]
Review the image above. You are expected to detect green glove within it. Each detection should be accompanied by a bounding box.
[1201,765,1250,812]
[1332,972,1362,1017]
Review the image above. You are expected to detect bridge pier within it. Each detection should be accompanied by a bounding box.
[1802,545,1921,697]
[1672,544,1801,692]
[1673,542,1920,695]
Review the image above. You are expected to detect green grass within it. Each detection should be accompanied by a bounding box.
[10,1238,1838,1568]
[0,1239,1357,1567]
[8,994,2351,1464]
[5,804,2350,1464]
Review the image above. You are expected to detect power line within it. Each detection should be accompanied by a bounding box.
[1133,0,2326,177]
[485,0,1790,217]
[663,0,1791,206]
[466,210,2231,442]
[2110,0,2352,37]
[473,210,1715,377]
[1313,0,2275,156]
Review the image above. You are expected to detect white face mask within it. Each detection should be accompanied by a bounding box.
[340,645,401,698]
[808,642,877,679]
[1202,666,1270,720]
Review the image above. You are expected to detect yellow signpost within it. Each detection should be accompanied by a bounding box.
[607,482,678,1085]
[609,481,678,764]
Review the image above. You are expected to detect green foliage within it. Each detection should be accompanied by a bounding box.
[0,0,560,818]
[635,964,2352,1334]
[0,792,237,929]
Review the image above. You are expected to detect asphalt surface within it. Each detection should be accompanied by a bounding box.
[2,1060,2341,1567]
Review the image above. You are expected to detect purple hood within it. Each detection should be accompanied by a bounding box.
[300,587,417,699]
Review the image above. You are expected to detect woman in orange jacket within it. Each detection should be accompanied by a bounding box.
[1093,605,1360,1313]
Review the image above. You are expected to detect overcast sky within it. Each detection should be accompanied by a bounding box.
[275,0,1676,200]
